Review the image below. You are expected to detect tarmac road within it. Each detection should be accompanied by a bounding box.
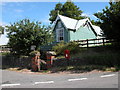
[1,70,119,88]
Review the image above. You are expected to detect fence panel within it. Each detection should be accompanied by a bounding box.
[72,38,115,48]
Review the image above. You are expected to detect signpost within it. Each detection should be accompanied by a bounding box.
[31,45,36,51]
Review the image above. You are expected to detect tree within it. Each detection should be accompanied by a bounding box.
[49,1,84,23]
[94,2,120,40]
[6,19,52,56]
[49,3,63,24]
[0,26,4,36]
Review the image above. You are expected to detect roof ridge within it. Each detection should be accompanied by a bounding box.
[58,15,77,21]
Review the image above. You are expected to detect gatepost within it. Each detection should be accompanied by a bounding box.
[46,51,56,69]
[31,51,41,72]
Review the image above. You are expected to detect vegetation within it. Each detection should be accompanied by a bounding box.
[94,2,120,40]
[0,52,10,56]
[0,26,4,35]
[29,50,40,57]
[75,49,120,67]
[49,1,85,23]
[6,19,53,56]
[2,1,120,73]
[52,41,84,55]
[52,45,120,72]
[50,65,120,73]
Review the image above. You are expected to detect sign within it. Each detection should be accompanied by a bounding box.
[31,45,36,50]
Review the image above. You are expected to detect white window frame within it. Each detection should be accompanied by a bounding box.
[58,21,62,28]
[56,28,64,42]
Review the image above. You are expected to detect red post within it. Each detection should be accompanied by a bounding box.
[64,49,70,66]
[31,52,41,72]
[32,55,39,72]
[46,51,56,69]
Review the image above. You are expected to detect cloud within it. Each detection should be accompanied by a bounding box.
[81,13,98,20]
[14,9,24,13]
[81,13,92,17]
[97,10,102,13]
[0,33,9,45]
[43,19,50,24]
[0,21,9,27]
[81,13,89,17]
[0,2,7,6]
[0,28,9,45]
[41,15,50,25]
[0,21,9,45]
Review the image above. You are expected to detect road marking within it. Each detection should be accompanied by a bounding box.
[1,83,21,87]
[100,74,115,78]
[68,78,87,81]
[34,81,54,85]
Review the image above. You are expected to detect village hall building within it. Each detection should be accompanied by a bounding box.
[40,15,104,50]
[53,15,103,43]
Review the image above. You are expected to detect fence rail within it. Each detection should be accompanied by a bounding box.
[72,38,115,48]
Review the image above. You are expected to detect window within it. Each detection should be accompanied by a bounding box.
[56,28,64,42]
[58,21,62,28]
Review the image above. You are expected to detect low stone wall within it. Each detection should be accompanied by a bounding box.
[52,58,89,67]
[2,56,32,69]
[52,57,105,67]
[2,55,105,70]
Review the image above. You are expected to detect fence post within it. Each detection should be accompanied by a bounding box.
[103,38,105,46]
[87,39,89,48]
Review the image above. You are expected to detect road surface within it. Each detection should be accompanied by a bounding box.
[1,70,119,88]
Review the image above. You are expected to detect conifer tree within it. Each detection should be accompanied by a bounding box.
[49,1,84,24]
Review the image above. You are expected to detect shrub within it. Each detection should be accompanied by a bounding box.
[65,42,81,54]
[52,41,82,55]
[29,50,40,57]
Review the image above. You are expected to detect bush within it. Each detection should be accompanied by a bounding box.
[29,51,40,57]
[79,51,120,67]
[52,41,82,55]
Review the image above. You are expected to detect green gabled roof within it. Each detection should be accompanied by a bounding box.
[53,15,104,36]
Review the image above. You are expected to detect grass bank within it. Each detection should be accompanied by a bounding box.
[54,45,120,72]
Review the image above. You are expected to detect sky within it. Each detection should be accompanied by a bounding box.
[0,1,110,45]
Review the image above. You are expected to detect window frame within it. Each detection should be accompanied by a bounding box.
[58,21,62,28]
[56,28,64,42]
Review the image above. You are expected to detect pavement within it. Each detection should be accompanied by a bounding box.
[0,69,119,88]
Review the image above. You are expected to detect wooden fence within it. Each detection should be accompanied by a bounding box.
[72,38,115,48]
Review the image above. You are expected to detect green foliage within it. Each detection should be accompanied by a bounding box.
[29,50,40,57]
[49,1,85,23]
[50,65,119,73]
[0,26,4,34]
[0,52,10,56]
[52,41,81,55]
[94,2,120,40]
[6,19,53,56]
[65,42,81,54]
[52,45,120,72]
[70,46,120,67]
[52,41,65,55]
[82,52,120,67]
[91,20,101,26]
